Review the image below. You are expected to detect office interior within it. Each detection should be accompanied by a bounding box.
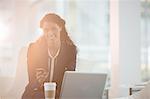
[0,0,150,99]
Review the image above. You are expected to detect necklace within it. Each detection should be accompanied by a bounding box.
[48,45,61,82]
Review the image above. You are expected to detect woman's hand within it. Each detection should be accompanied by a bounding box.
[35,68,49,85]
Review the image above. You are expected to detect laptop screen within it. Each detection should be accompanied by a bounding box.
[60,71,107,99]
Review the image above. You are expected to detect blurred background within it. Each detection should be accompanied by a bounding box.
[0,0,109,77]
[0,0,150,98]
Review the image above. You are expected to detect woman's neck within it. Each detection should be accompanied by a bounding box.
[48,41,61,58]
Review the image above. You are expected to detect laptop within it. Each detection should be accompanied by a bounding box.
[59,71,107,99]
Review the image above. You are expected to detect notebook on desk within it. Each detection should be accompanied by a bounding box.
[60,71,107,99]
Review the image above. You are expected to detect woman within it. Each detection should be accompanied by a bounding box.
[22,13,77,99]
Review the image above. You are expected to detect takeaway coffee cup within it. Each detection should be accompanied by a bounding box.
[44,82,56,99]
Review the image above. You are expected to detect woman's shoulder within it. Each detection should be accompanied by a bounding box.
[28,36,46,50]
[62,41,77,54]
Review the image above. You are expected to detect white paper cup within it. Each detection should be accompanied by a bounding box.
[44,82,56,99]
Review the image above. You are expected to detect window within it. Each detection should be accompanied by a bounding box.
[0,0,16,76]
[141,0,150,81]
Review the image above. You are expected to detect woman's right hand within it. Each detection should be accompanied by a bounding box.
[35,68,49,85]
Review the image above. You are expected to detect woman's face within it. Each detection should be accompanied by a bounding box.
[42,22,61,42]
